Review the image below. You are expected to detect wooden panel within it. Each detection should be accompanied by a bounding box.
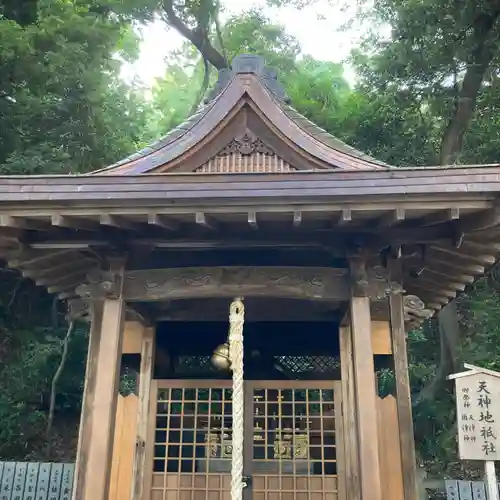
[371,321,391,355]
[377,396,404,500]
[0,461,15,499]
[35,463,51,500]
[12,462,27,499]
[132,327,155,500]
[457,481,473,500]
[0,463,75,500]
[122,321,144,354]
[48,463,64,500]
[60,464,74,500]
[109,394,139,500]
[23,463,40,500]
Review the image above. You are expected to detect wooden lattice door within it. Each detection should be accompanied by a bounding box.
[248,381,344,500]
[144,380,344,500]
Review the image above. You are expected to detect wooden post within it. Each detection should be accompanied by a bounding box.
[73,261,126,500]
[339,322,361,500]
[73,300,103,499]
[388,257,418,500]
[132,325,156,500]
[348,256,382,500]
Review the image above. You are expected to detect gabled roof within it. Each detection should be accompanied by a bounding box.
[93,54,389,176]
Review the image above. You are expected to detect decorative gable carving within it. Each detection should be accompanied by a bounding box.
[194,133,297,174]
[219,132,274,156]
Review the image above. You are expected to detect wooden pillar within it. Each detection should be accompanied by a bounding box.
[348,256,382,500]
[73,261,126,500]
[339,323,360,500]
[132,324,156,500]
[388,257,418,500]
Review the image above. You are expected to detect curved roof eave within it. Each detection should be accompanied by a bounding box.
[91,54,392,176]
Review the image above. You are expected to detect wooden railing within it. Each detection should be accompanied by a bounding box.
[0,462,74,499]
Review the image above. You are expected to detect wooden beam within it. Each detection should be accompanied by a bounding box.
[36,263,92,287]
[420,268,470,288]
[458,203,500,233]
[417,208,460,227]
[340,322,361,500]
[336,209,352,226]
[122,266,351,302]
[293,210,302,227]
[0,215,51,231]
[47,275,87,294]
[388,258,418,500]
[51,214,100,231]
[147,213,178,231]
[74,261,126,500]
[195,212,217,230]
[100,214,141,231]
[461,239,500,253]
[429,244,495,266]
[22,257,92,279]
[247,211,258,229]
[348,257,382,500]
[406,277,458,298]
[377,208,405,228]
[422,251,485,274]
[5,249,77,269]
[132,325,155,500]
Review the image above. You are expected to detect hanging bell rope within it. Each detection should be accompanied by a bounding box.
[229,297,245,500]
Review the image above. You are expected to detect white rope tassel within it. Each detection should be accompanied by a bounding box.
[229,297,245,500]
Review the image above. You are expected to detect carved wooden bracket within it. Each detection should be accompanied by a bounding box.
[351,262,404,299]
[366,266,404,299]
[403,294,433,324]
[75,269,122,300]
[67,298,91,321]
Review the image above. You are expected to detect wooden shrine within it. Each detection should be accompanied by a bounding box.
[1,54,500,500]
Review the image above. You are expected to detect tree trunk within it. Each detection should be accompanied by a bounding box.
[439,11,500,165]
[162,0,228,70]
[421,8,500,404]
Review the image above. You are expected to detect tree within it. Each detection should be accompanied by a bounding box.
[0,0,152,175]
[345,0,500,407]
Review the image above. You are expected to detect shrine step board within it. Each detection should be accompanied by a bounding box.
[0,462,74,500]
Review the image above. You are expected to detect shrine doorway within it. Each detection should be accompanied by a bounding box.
[145,379,344,500]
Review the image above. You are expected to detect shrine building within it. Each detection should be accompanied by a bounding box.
[1,54,500,500]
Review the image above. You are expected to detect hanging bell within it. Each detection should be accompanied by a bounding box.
[211,342,231,371]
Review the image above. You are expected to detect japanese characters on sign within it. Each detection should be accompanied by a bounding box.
[455,372,500,461]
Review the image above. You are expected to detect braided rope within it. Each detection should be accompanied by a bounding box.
[229,297,245,500]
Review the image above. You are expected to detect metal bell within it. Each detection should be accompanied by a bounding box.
[211,342,231,370]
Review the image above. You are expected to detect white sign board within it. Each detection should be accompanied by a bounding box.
[451,367,500,461]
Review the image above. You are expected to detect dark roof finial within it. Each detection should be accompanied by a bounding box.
[205,54,290,104]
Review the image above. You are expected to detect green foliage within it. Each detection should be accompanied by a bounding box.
[0,0,152,174]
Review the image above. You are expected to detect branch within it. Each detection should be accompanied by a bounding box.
[46,321,75,454]
[162,0,228,70]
